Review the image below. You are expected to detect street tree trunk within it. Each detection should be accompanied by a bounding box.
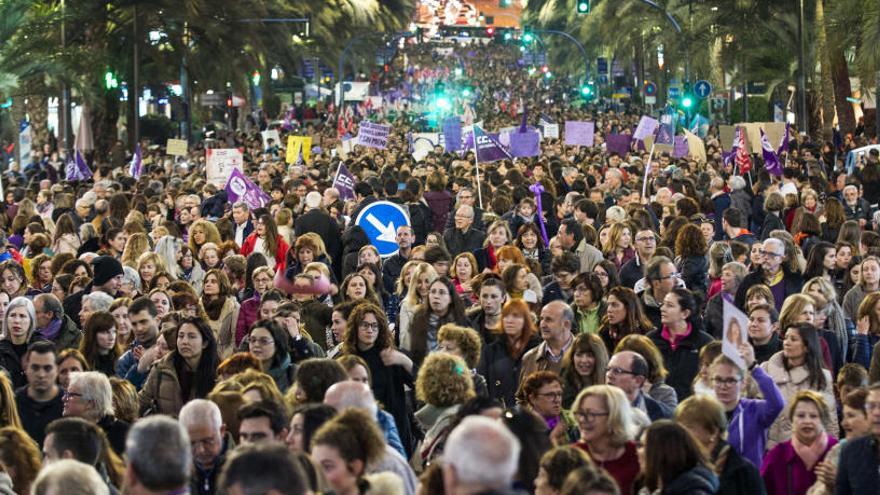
[815,0,835,140]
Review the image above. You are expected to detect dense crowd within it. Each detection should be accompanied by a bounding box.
[0,40,879,495]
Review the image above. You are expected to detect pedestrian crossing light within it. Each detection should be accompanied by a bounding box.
[581,84,594,97]
[523,32,534,43]
[577,1,590,14]
[681,95,694,109]
[485,26,495,36]
[104,70,119,90]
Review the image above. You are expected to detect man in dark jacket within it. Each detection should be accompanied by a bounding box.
[606,351,673,421]
[15,341,63,447]
[295,191,342,276]
[381,226,413,294]
[32,294,81,351]
[350,181,378,222]
[734,238,803,313]
[63,256,123,330]
[619,228,658,289]
[722,208,757,247]
[710,178,731,240]
[834,384,880,494]
[180,399,235,495]
[443,205,486,256]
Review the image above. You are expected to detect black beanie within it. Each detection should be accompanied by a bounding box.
[91,256,124,286]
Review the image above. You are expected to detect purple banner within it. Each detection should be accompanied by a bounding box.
[474,125,512,162]
[442,117,462,152]
[356,121,392,149]
[333,163,357,200]
[761,129,783,176]
[656,109,676,146]
[564,121,595,146]
[633,116,659,141]
[225,168,271,210]
[673,136,689,158]
[510,131,541,157]
[605,134,632,156]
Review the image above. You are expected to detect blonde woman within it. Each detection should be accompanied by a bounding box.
[398,262,437,351]
[188,219,222,258]
[803,277,848,361]
[136,252,167,291]
[120,233,151,269]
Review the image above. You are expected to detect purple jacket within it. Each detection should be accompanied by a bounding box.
[235,296,260,347]
[760,436,836,495]
[728,366,786,467]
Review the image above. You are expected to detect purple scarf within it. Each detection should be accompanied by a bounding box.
[36,318,63,342]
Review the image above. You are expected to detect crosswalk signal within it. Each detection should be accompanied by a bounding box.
[577,1,590,14]
[485,26,495,36]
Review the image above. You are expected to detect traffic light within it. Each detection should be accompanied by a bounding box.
[251,71,261,86]
[461,87,472,98]
[541,65,549,74]
[576,0,590,14]
[522,31,534,43]
[580,83,594,98]
[503,31,512,41]
[104,70,119,90]
[500,0,511,6]
[681,83,695,110]
[485,26,495,36]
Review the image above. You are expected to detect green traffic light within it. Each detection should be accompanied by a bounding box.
[462,88,472,97]
[577,1,590,13]
[581,85,592,96]
[503,32,512,41]
[454,67,462,77]
[682,96,694,108]
[436,96,451,110]
[523,33,534,43]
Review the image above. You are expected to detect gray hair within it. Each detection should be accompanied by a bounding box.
[323,381,379,416]
[728,176,747,191]
[122,266,142,293]
[763,237,786,255]
[232,201,250,212]
[445,416,521,490]
[179,399,223,433]
[456,204,475,218]
[32,459,109,495]
[126,416,192,491]
[722,262,749,288]
[68,371,114,418]
[2,296,35,340]
[83,292,113,313]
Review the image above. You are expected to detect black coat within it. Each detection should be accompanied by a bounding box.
[714,442,765,495]
[648,327,714,401]
[14,386,63,447]
[760,212,785,240]
[835,435,880,494]
[443,227,486,257]
[355,345,414,458]
[660,464,719,495]
[734,267,804,312]
[0,340,27,389]
[478,335,541,408]
[98,415,131,456]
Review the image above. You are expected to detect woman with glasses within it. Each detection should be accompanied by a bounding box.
[599,286,654,356]
[710,344,785,468]
[570,273,605,335]
[572,385,640,495]
[592,260,620,301]
[138,316,218,417]
[240,213,289,273]
[478,299,541,407]
[245,319,295,393]
[762,322,838,450]
[78,311,121,377]
[234,266,275,347]
[341,302,414,458]
[522,371,578,444]
[648,288,713,401]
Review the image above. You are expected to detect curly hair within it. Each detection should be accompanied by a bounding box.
[520,370,562,404]
[217,353,264,379]
[293,358,348,403]
[437,324,482,368]
[675,223,707,258]
[341,302,393,355]
[311,408,386,469]
[416,353,474,407]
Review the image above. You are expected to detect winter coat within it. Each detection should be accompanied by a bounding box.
[730,190,752,225]
[760,351,838,450]
[832,435,880,495]
[727,365,786,468]
[676,255,709,301]
[761,436,837,495]
[30,315,82,352]
[208,297,239,360]
[341,226,371,278]
[0,340,27,388]
[138,354,192,417]
[656,464,720,495]
[647,326,714,401]
[478,335,541,408]
[235,296,260,347]
[423,190,454,232]
[735,267,804,313]
[295,207,343,268]
[761,212,786,240]
[240,233,289,273]
[713,441,766,495]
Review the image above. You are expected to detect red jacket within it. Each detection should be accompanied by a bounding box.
[240,233,289,273]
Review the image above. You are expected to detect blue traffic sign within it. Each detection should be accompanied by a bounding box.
[668,87,680,98]
[355,201,411,257]
[694,80,713,98]
[644,81,657,96]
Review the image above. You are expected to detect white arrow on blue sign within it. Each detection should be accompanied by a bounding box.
[355,201,411,257]
[694,80,713,98]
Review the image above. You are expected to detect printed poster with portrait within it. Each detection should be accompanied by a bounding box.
[721,294,748,370]
[206,148,243,188]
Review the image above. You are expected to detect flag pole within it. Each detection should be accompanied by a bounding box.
[642,141,656,199]
[472,124,484,210]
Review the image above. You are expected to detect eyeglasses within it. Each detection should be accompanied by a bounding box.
[760,250,784,258]
[712,377,740,387]
[536,391,563,400]
[656,272,680,280]
[359,322,380,331]
[866,402,880,412]
[63,391,83,399]
[635,236,656,243]
[248,337,275,347]
[574,410,610,422]
[606,367,636,376]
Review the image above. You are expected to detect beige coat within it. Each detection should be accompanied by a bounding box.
[137,354,186,417]
[210,297,239,360]
[760,351,838,450]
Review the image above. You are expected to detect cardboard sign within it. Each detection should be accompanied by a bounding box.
[166,139,188,156]
[206,148,243,188]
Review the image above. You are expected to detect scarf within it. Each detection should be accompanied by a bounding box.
[36,318,63,342]
[791,431,829,471]
[487,244,497,270]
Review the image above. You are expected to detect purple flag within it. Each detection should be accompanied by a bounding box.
[776,122,790,156]
[73,150,92,181]
[473,125,512,162]
[673,136,689,158]
[519,106,529,133]
[129,144,142,179]
[225,168,271,210]
[633,116,659,141]
[564,121,595,146]
[761,129,783,176]
[442,117,462,152]
[605,134,632,156]
[510,131,540,157]
[64,154,81,182]
[333,163,357,201]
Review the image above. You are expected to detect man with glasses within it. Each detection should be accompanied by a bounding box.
[834,383,880,493]
[636,256,682,331]
[179,399,234,495]
[443,204,486,256]
[619,228,658,289]
[735,237,803,312]
[444,187,484,232]
[605,351,672,423]
[15,340,63,446]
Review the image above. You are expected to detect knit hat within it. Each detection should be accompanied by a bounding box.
[91,256,124,286]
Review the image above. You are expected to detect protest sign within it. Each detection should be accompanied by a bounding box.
[356,122,392,149]
[541,123,559,139]
[633,116,659,141]
[286,136,312,164]
[166,139,188,156]
[333,163,356,200]
[605,134,632,156]
[673,136,689,159]
[225,168,271,210]
[206,148,243,187]
[719,125,736,151]
[260,130,281,148]
[442,117,462,152]
[411,133,439,161]
[737,123,763,154]
[564,121,595,147]
[722,295,748,369]
[684,130,707,163]
[510,131,541,157]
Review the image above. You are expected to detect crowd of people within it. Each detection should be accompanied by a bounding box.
[1,40,880,495]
